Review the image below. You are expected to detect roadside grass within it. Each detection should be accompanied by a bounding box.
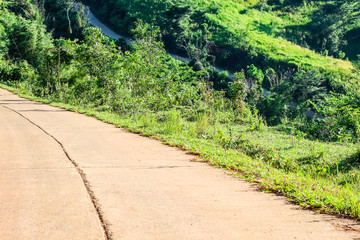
[2,82,359,220]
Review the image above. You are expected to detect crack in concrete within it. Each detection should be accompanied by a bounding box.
[2,105,112,240]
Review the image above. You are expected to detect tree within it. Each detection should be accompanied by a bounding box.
[43,0,89,39]
[228,70,247,113]
[307,0,360,57]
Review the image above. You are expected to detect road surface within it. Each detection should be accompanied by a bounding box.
[0,88,359,240]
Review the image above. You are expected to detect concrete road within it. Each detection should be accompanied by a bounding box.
[0,88,359,240]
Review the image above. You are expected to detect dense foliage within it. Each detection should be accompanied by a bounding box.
[0,0,250,124]
[83,0,360,141]
[42,0,89,39]
[271,0,360,59]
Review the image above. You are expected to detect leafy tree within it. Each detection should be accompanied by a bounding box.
[245,64,264,106]
[0,10,53,69]
[291,69,328,104]
[43,0,89,39]
[0,22,8,59]
[228,70,247,113]
[315,79,360,141]
[307,0,360,57]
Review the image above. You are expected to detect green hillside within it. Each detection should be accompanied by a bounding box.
[83,0,358,74]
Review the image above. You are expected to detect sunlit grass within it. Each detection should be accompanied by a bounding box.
[202,1,355,75]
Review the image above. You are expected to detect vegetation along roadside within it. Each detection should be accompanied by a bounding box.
[84,0,360,142]
[0,0,359,220]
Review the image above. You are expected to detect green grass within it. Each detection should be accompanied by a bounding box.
[3,82,359,219]
[200,0,355,75]
[86,0,357,77]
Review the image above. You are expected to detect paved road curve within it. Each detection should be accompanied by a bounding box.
[0,88,359,240]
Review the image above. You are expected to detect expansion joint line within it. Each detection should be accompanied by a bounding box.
[2,105,112,240]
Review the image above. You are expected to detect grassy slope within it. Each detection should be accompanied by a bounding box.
[2,82,359,219]
[85,0,357,77]
[197,0,355,75]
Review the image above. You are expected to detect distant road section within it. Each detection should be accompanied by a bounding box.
[85,8,132,45]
